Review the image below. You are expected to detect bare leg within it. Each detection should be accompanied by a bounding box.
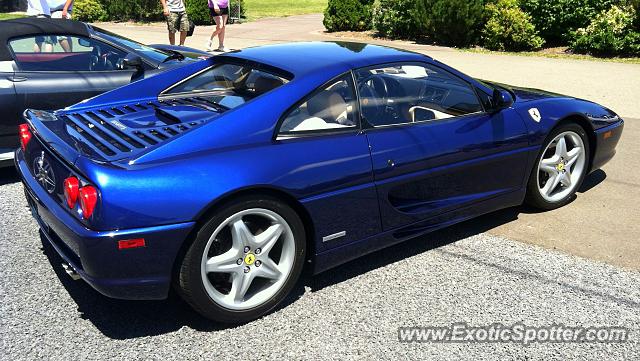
[168,32,176,45]
[218,15,228,48]
[59,37,72,52]
[210,17,222,40]
[179,31,187,46]
[211,15,228,49]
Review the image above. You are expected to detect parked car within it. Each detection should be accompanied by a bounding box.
[16,42,623,323]
[0,18,210,166]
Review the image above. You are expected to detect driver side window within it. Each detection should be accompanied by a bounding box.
[354,63,483,127]
[279,74,358,134]
[9,35,127,72]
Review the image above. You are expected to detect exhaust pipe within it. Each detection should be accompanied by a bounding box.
[62,263,81,281]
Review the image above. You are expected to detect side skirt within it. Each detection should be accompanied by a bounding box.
[312,189,525,274]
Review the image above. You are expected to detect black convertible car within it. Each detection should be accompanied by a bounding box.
[0,18,210,166]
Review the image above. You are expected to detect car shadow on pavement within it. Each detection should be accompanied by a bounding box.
[578,169,607,193]
[38,170,607,339]
[0,166,19,186]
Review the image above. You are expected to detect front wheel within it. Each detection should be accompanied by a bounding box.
[525,123,590,210]
[177,196,306,323]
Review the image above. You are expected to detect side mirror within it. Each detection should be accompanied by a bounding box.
[491,88,513,112]
[78,38,91,47]
[121,54,143,71]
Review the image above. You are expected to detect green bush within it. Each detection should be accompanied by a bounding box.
[73,0,107,22]
[520,0,625,45]
[101,0,162,22]
[482,0,544,51]
[372,0,420,39]
[570,5,640,56]
[324,0,374,32]
[186,0,246,26]
[416,0,486,47]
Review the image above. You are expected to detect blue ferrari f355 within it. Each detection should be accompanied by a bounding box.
[15,42,623,322]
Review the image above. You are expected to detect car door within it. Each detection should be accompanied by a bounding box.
[0,60,18,153]
[357,62,530,231]
[275,73,381,252]
[8,34,136,115]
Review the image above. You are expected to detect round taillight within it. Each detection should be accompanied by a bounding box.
[79,185,98,219]
[63,177,79,208]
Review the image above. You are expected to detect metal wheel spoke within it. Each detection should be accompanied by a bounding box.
[254,223,283,255]
[560,172,572,187]
[566,147,582,168]
[256,258,281,280]
[231,219,254,249]
[206,249,240,273]
[229,272,255,302]
[555,136,568,158]
[542,174,561,196]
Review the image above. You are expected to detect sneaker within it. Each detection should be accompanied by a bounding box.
[216,46,231,52]
[205,39,213,51]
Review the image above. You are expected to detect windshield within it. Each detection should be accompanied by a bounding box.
[162,63,291,110]
[92,27,171,63]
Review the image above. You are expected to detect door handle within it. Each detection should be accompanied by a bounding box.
[8,76,27,82]
[387,159,395,167]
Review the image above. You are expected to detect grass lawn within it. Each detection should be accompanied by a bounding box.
[0,13,25,21]
[244,0,327,20]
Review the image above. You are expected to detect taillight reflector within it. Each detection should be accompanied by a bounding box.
[79,185,98,219]
[19,124,31,151]
[118,238,146,250]
[63,177,79,208]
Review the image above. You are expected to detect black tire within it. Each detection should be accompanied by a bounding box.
[525,123,590,210]
[177,196,306,323]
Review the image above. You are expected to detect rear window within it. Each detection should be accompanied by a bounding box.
[162,63,290,110]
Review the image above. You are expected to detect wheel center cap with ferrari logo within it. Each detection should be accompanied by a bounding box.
[556,162,565,172]
[244,253,256,265]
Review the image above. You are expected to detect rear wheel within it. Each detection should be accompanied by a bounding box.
[177,196,306,323]
[525,123,589,210]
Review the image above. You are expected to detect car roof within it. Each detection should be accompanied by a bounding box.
[222,41,431,78]
[0,18,89,61]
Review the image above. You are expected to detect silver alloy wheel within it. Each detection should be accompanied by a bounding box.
[536,131,586,203]
[200,208,296,310]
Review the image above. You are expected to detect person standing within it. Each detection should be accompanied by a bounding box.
[160,0,189,46]
[26,0,50,17]
[48,0,74,52]
[48,0,73,19]
[27,0,51,52]
[206,0,230,52]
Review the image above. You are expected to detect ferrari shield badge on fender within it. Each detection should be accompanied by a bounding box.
[528,108,542,122]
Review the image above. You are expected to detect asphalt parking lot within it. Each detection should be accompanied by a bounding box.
[1,170,639,360]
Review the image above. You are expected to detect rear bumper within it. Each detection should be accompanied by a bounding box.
[591,119,624,172]
[15,149,195,300]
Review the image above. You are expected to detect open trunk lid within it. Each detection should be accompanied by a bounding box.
[25,97,225,165]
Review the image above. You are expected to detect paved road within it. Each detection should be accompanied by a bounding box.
[100,15,640,270]
[1,176,638,360]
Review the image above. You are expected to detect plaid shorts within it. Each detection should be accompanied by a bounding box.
[166,11,189,33]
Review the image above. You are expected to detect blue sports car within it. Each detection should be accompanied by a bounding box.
[15,42,623,322]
